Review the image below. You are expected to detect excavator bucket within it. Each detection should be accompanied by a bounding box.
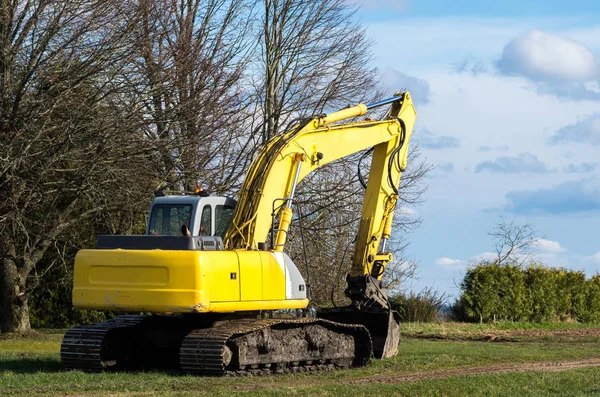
[318,306,401,359]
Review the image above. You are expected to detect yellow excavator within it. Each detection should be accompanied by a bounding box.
[60,92,416,375]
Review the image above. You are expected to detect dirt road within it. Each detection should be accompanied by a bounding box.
[231,358,600,391]
[408,326,600,342]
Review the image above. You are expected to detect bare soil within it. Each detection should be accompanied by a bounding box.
[409,327,600,342]
[231,358,600,390]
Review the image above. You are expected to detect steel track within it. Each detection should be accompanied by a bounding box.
[61,315,372,376]
[180,318,372,376]
[61,315,147,371]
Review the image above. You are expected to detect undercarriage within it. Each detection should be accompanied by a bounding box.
[61,314,373,376]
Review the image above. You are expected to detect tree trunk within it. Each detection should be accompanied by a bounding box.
[0,256,31,333]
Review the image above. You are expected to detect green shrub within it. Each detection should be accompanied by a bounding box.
[524,265,558,322]
[390,288,447,322]
[586,275,600,322]
[456,262,600,324]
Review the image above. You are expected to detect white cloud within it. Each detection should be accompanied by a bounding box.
[582,252,600,266]
[435,257,463,268]
[470,252,497,263]
[360,18,600,298]
[468,248,568,267]
[497,30,599,83]
[532,238,566,253]
[399,206,418,216]
[530,252,570,267]
[549,113,600,146]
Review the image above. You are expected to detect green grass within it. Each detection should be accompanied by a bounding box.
[225,368,600,397]
[2,324,600,396]
[402,321,600,342]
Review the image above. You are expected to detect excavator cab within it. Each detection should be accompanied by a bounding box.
[146,195,237,238]
[93,194,237,253]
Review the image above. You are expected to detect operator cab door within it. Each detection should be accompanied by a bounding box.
[193,198,236,238]
[197,204,212,236]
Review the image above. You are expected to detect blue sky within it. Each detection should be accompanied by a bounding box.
[353,1,600,298]
[356,0,600,19]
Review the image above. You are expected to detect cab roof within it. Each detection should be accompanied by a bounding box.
[151,195,237,207]
[152,195,202,205]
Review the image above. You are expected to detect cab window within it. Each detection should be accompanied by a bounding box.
[199,205,212,235]
[215,204,235,238]
[148,204,192,236]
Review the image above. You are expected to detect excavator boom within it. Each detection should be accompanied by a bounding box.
[227,92,416,359]
[225,93,416,257]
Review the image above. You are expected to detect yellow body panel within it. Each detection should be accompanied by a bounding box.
[259,251,286,300]
[73,249,305,313]
[208,251,240,302]
[237,251,263,301]
[210,299,307,312]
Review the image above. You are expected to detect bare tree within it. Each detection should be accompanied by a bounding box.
[130,0,257,194]
[0,0,148,333]
[254,0,380,143]
[488,218,539,265]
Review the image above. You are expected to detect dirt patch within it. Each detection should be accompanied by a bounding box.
[345,358,600,385]
[408,327,600,342]
[230,358,600,391]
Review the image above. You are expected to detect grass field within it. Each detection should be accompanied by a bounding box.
[3,323,600,396]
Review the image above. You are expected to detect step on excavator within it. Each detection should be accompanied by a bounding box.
[60,92,417,375]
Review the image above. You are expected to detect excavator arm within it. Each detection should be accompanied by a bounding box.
[225,93,417,358]
[225,92,416,259]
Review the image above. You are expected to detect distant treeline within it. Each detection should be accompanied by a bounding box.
[452,263,600,323]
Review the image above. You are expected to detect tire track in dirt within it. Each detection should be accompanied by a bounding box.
[231,358,600,390]
[408,327,600,342]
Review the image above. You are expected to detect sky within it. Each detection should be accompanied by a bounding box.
[352,0,600,298]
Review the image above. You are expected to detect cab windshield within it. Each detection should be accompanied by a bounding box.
[148,204,192,236]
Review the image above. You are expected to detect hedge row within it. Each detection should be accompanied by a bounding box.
[453,262,600,323]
